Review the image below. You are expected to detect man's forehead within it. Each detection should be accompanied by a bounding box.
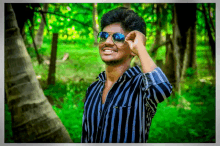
[103,23,130,35]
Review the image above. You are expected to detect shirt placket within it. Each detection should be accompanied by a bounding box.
[95,80,119,142]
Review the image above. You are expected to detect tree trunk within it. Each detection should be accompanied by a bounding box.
[163,4,168,33]
[202,3,215,62]
[48,33,58,85]
[93,3,99,46]
[29,26,43,65]
[187,9,197,72]
[5,3,73,142]
[208,3,215,36]
[164,34,176,88]
[180,4,197,80]
[172,4,181,94]
[180,29,191,81]
[150,3,163,58]
[172,3,197,94]
[123,3,131,9]
[34,3,48,49]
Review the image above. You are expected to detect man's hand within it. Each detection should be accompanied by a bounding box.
[125,30,157,73]
[125,30,146,56]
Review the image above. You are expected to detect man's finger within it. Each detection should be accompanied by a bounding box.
[125,31,136,41]
[125,40,133,49]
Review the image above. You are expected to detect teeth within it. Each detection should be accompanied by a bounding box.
[104,50,113,52]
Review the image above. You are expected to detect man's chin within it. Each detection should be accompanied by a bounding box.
[102,59,122,66]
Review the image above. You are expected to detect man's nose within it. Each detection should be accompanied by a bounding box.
[105,35,114,45]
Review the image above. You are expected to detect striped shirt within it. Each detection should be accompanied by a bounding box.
[81,66,172,143]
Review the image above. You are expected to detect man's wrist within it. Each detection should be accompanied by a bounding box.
[136,44,147,57]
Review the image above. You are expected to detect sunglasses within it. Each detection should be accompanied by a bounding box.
[97,32,125,45]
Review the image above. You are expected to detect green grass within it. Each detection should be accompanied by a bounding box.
[148,80,215,143]
[5,41,215,143]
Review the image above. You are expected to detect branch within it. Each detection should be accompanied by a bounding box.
[34,10,99,33]
[150,39,171,54]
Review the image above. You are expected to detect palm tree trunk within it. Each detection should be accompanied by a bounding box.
[5,3,73,143]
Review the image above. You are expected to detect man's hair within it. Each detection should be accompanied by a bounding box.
[101,7,146,36]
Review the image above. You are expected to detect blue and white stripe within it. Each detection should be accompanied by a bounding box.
[81,66,172,143]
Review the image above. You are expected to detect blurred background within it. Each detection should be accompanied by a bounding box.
[5,3,215,143]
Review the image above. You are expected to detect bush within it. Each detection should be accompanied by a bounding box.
[52,82,86,142]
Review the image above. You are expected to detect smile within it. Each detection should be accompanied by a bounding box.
[104,50,113,53]
[102,49,115,55]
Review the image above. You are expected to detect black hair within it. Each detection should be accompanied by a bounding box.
[101,7,146,36]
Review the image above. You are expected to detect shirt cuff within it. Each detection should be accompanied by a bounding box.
[141,67,170,91]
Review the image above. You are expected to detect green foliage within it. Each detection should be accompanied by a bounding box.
[149,78,215,143]
[5,104,14,143]
[52,82,87,142]
[185,67,196,78]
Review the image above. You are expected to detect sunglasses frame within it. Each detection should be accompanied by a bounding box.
[97,32,126,45]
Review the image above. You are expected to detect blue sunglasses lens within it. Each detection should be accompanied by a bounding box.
[98,32,109,42]
[113,33,125,42]
[99,32,109,39]
[98,32,125,43]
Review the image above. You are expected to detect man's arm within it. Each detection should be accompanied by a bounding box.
[125,30,157,73]
[125,30,172,103]
[136,45,157,73]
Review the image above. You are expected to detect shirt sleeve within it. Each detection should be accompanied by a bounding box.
[141,67,173,104]
[81,113,88,143]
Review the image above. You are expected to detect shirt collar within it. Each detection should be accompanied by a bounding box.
[96,65,142,82]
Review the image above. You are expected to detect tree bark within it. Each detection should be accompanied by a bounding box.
[187,10,197,72]
[93,3,99,46]
[150,3,163,58]
[180,4,197,80]
[172,4,181,94]
[48,33,58,85]
[164,34,176,88]
[180,29,191,81]
[172,3,197,94]
[34,3,48,49]
[5,3,73,143]
[202,3,215,62]
[29,26,43,65]
[208,3,215,37]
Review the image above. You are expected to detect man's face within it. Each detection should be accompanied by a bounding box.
[99,23,134,66]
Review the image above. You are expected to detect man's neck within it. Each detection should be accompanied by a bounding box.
[105,61,131,84]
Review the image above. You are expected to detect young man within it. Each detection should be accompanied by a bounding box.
[81,7,172,143]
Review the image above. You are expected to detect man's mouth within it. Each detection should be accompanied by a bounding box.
[102,48,117,54]
[103,49,113,53]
